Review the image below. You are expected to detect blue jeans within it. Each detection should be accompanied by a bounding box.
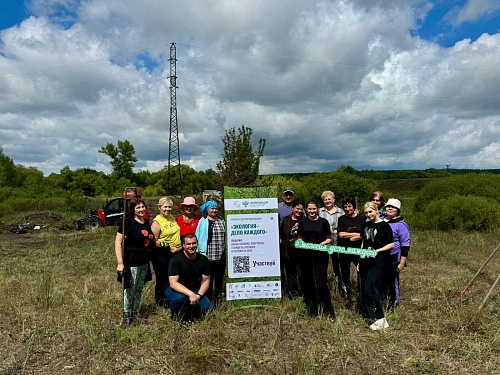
[165,287,212,319]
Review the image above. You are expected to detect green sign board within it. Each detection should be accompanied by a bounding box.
[294,240,377,258]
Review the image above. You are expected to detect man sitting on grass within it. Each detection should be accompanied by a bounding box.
[165,234,212,321]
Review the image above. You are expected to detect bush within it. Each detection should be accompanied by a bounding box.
[414,174,500,211]
[412,195,499,231]
[0,193,96,217]
[63,195,95,213]
[300,171,377,203]
[255,175,304,200]
[143,184,166,197]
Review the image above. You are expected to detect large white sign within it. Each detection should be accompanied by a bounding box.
[225,198,278,211]
[227,213,280,278]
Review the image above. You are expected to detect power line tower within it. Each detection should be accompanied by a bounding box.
[167,42,182,195]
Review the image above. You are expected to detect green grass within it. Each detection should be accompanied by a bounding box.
[0,220,499,374]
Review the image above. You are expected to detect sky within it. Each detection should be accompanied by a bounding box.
[0,0,499,176]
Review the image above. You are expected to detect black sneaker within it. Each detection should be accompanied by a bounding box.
[122,317,134,327]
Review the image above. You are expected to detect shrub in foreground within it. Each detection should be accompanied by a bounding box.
[413,194,499,231]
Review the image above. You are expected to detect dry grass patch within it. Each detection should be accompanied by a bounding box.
[0,226,499,374]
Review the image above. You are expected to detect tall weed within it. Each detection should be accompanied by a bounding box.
[35,269,54,309]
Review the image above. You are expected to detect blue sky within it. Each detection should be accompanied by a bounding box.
[0,0,27,29]
[414,0,500,47]
[0,1,499,174]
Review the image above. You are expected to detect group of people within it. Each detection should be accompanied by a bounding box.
[115,188,410,330]
[115,196,225,325]
[279,188,410,330]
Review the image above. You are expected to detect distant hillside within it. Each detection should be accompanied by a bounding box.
[379,178,440,192]
[446,169,500,175]
[264,169,500,182]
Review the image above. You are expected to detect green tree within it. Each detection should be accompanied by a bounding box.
[199,168,220,191]
[300,171,377,203]
[135,170,155,189]
[0,147,17,187]
[16,165,44,189]
[255,175,303,200]
[68,168,110,197]
[216,125,266,187]
[45,166,73,190]
[337,164,357,175]
[46,166,111,197]
[98,139,138,180]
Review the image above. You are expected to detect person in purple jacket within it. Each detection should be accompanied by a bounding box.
[382,198,411,309]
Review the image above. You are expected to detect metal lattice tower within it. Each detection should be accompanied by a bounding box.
[167,42,182,195]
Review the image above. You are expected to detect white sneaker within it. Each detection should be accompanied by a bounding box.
[369,318,389,331]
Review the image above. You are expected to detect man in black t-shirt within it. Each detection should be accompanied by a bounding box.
[165,234,212,320]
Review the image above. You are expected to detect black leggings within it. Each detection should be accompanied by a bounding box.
[359,254,386,320]
[299,249,334,316]
[150,249,172,306]
[338,253,360,299]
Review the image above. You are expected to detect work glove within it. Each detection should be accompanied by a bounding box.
[289,223,299,246]
[159,239,170,249]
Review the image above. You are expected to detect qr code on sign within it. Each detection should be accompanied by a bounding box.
[233,256,250,274]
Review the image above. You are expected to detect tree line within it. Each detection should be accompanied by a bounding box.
[2,123,500,232]
[0,125,266,213]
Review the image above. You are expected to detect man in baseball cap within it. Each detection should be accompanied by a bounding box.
[278,187,295,224]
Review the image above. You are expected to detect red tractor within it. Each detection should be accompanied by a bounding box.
[75,187,149,230]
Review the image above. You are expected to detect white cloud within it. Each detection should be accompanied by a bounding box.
[448,0,500,25]
[0,0,499,175]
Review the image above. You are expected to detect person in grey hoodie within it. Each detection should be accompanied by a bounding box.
[382,198,411,309]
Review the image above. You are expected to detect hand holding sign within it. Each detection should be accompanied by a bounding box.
[294,240,377,258]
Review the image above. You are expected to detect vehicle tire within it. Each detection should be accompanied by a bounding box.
[86,216,103,230]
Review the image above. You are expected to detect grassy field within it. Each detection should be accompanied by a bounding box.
[0,208,499,374]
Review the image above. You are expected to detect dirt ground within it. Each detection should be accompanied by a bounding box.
[0,203,163,252]
[0,212,92,252]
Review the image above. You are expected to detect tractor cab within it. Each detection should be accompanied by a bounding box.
[74,187,149,230]
[96,197,126,227]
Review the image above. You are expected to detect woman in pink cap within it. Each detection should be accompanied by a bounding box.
[176,197,202,238]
